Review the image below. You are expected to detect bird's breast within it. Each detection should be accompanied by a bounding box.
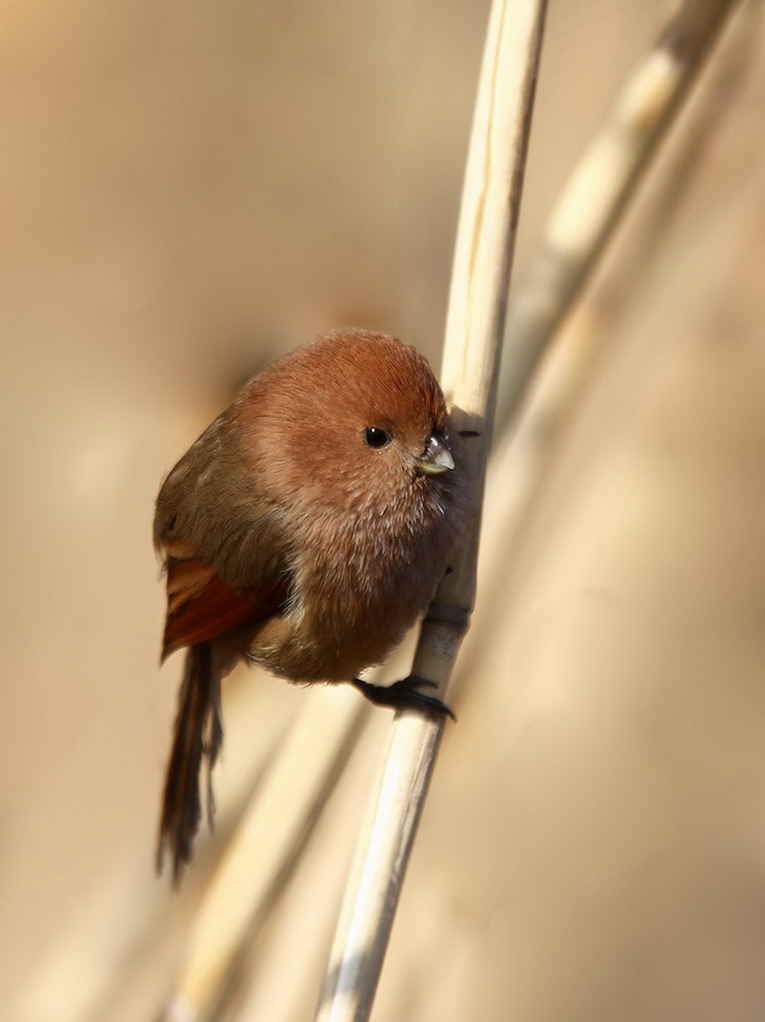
[247,500,453,683]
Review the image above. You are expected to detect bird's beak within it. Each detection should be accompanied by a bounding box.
[415,433,455,475]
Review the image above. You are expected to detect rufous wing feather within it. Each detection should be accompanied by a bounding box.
[161,554,288,660]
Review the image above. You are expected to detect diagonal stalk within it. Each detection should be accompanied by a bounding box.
[315,3,549,1020]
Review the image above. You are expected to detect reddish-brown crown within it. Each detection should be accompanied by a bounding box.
[235,329,453,514]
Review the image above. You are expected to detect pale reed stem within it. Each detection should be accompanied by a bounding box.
[497,0,741,425]
[315,3,549,1020]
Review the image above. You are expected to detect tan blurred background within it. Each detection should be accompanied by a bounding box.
[4,0,765,1019]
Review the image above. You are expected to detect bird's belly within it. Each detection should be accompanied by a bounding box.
[246,596,414,684]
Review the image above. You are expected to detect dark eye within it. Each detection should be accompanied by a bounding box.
[365,427,391,449]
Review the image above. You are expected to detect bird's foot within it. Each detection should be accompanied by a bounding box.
[351,676,455,721]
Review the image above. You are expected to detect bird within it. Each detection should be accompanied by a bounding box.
[154,327,468,881]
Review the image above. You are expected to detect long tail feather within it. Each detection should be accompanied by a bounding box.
[156,642,223,884]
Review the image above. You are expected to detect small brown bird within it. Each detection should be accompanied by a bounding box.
[154,328,468,880]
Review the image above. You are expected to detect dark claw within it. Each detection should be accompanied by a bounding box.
[352,675,456,721]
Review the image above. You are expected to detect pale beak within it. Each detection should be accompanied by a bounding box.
[415,433,455,475]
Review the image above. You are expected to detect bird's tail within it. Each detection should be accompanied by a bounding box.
[156,641,223,884]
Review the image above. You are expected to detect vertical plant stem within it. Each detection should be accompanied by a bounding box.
[315,3,549,1020]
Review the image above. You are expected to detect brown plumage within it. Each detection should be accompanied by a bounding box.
[155,328,468,881]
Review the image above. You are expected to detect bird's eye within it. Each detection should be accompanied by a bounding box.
[365,427,391,449]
